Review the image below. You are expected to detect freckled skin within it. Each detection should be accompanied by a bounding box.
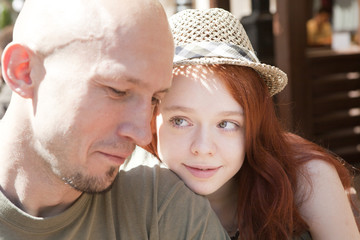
[157,66,245,196]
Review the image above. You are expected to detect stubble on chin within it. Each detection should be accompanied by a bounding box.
[62,166,118,194]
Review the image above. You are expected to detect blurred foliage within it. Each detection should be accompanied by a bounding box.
[0,1,11,29]
[0,0,21,29]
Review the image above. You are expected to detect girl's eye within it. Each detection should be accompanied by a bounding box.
[218,121,238,131]
[170,117,191,128]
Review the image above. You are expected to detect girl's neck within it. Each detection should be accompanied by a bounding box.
[207,177,239,236]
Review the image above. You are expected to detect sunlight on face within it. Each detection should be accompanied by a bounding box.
[156,65,246,196]
[30,6,173,194]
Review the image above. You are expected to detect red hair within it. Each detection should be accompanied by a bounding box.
[144,64,354,239]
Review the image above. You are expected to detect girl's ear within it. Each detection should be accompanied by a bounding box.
[2,43,33,98]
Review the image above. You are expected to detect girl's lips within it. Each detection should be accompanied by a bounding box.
[184,165,220,179]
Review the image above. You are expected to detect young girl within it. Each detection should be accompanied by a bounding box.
[143,8,360,239]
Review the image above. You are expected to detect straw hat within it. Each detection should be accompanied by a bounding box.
[169,8,287,96]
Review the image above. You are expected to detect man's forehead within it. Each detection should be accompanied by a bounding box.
[91,60,135,82]
[13,0,161,55]
[92,59,169,91]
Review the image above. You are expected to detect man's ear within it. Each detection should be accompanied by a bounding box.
[2,43,33,98]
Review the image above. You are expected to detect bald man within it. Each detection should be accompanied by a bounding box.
[0,0,230,239]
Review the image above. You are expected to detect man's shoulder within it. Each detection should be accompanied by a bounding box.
[105,149,229,239]
[121,146,163,170]
[120,146,180,182]
[117,159,183,193]
[111,147,183,197]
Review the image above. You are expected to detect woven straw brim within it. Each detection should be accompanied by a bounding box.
[174,56,287,96]
[169,8,288,96]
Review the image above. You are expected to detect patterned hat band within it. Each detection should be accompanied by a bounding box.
[174,42,260,64]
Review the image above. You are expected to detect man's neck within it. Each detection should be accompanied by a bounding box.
[0,116,82,217]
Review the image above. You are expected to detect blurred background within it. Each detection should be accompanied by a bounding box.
[0,0,359,170]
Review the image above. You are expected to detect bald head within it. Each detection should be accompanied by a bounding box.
[3,0,174,130]
[14,0,170,56]
[0,0,175,197]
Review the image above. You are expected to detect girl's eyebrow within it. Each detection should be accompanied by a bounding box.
[162,106,244,116]
[220,110,244,116]
[162,105,195,113]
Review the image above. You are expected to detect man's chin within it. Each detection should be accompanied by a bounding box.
[67,176,117,194]
[82,180,115,194]
[63,167,119,194]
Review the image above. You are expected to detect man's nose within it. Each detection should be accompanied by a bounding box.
[116,99,153,146]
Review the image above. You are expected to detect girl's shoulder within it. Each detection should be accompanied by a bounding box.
[296,159,360,239]
[294,231,312,240]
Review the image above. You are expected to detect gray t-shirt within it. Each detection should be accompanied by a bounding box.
[0,162,229,239]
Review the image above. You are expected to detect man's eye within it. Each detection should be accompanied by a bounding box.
[108,87,126,97]
[151,97,160,106]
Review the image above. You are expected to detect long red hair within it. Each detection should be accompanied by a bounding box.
[144,64,354,239]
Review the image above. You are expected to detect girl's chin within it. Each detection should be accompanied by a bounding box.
[187,184,218,196]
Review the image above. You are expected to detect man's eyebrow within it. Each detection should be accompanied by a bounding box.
[125,76,141,84]
[124,77,170,94]
[96,75,168,91]
[94,74,172,96]
[155,88,170,94]
[94,74,141,84]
